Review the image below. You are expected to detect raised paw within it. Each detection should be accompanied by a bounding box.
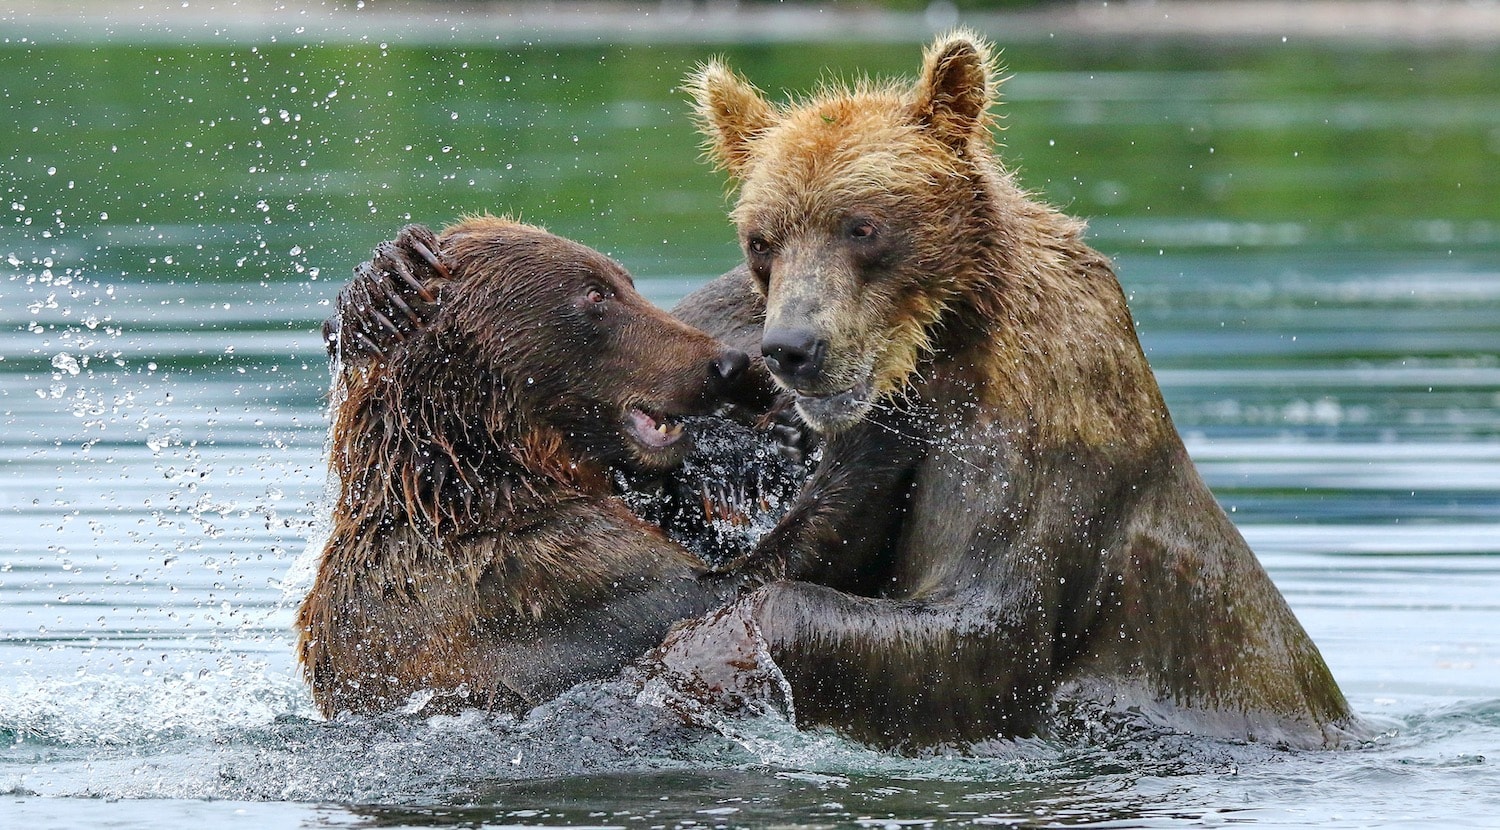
[325,224,451,360]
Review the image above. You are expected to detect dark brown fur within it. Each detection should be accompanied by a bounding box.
[296,217,750,717]
[656,33,1364,750]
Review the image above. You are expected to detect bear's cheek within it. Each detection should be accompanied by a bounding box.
[825,284,913,371]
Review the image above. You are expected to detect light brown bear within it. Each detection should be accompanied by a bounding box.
[296,218,764,717]
[655,31,1364,750]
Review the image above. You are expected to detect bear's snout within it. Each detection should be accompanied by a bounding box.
[761,328,827,388]
[713,348,750,384]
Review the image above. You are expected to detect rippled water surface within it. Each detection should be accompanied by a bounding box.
[2,21,1498,830]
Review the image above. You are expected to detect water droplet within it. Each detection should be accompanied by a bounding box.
[51,352,80,375]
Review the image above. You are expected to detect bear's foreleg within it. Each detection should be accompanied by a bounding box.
[654,578,1058,750]
[740,408,924,593]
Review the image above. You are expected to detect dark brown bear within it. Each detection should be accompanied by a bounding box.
[295,217,764,717]
[653,31,1366,750]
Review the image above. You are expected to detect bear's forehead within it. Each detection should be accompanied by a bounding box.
[744,100,958,184]
[736,140,951,224]
[774,99,911,152]
[471,238,630,286]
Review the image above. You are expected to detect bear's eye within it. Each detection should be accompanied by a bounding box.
[849,221,877,240]
[746,236,772,257]
[582,286,611,318]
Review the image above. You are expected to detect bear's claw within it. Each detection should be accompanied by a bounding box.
[409,236,451,285]
[330,225,450,361]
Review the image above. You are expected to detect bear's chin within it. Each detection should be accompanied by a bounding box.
[791,381,875,435]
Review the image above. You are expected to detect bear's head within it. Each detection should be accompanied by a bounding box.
[424,217,750,474]
[687,32,1002,434]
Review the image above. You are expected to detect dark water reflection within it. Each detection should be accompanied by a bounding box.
[2,31,1498,830]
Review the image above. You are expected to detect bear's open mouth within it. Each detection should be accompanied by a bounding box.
[626,407,687,451]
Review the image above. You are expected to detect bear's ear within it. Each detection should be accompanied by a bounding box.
[911,31,997,153]
[685,59,777,178]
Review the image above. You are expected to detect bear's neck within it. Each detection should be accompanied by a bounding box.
[928,169,1176,456]
[330,363,609,541]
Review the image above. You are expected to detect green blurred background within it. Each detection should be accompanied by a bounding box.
[5,33,1497,287]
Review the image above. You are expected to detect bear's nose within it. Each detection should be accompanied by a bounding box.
[761,328,826,386]
[713,348,750,382]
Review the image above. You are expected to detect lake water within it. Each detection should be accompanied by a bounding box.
[3,22,1499,830]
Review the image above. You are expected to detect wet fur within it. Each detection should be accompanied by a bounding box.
[664,32,1363,750]
[296,218,752,717]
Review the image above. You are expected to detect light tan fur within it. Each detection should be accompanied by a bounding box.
[688,32,1163,451]
[663,32,1360,749]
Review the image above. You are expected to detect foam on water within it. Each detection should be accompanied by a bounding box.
[1,657,311,749]
[6,669,1496,829]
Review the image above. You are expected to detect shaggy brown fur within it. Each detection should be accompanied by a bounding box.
[296,217,753,717]
[655,32,1364,750]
